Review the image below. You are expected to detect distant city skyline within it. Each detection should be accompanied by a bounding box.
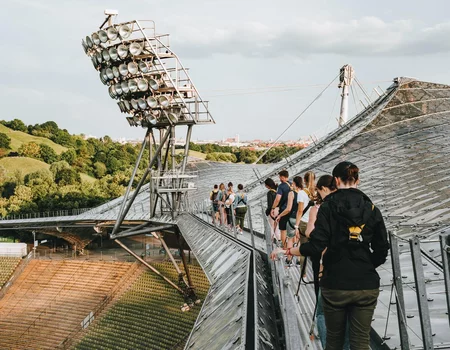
[1,1,450,142]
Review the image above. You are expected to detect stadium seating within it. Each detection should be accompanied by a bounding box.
[0,260,134,349]
[74,261,210,350]
[0,257,21,289]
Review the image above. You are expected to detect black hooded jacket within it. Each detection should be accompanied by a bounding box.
[299,188,389,290]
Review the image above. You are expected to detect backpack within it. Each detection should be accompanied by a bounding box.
[210,191,219,203]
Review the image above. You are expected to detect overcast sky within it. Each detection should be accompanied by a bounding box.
[1,0,450,142]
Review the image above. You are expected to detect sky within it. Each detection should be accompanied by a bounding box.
[1,0,450,142]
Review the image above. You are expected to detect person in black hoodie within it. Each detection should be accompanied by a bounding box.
[271,161,389,350]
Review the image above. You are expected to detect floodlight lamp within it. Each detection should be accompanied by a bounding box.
[137,79,149,92]
[148,78,159,91]
[167,112,179,124]
[105,68,114,80]
[129,42,143,56]
[126,116,136,126]
[144,111,157,125]
[98,30,108,43]
[107,26,119,41]
[138,61,150,73]
[128,79,138,93]
[146,96,157,108]
[109,85,117,98]
[81,39,88,54]
[117,44,128,59]
[119,24,132,39]
[121,81,130,94]
[119,63,128,76]
[96,52,103,64]
[109,47,119,61]
[112,66,120,78]
[115,83,123,95]
[117,101,125,112]
[131,99,139,110]
[99,70,108,85]
[158,96,170,108]
[92,33,101,46]
[91,56,98,69]
[102,49,111,62]
[137,98,147,110]
[127,62,138,75]
[85,35,93,48]
[123,100,131,111]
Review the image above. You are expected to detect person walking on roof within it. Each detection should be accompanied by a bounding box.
[270,170,291,248]
[271,161,389,350]
[210,184,220,224]
[217,183,227,225]
[224,182,236,229]
[264,178,280,242]
[234,184,248,234]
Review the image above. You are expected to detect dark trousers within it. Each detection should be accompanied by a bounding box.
[235,207,247,228]
[321,288,379,350]
[225,207,232,225]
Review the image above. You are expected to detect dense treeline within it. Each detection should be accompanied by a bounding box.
[0,119,149,217]
[0,118,303,218]
[188,142,303,164]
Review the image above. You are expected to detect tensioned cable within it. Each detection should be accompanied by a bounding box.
[252,73,340,165]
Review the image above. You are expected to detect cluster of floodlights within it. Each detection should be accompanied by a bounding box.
[82,22,183,127]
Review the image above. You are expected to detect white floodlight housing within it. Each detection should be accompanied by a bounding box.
[129,42,143,56]
[123,100,131,111]
[107,26,119,41]
[119,24,132,39]
[148,78,159,91]
[167,112,178,124]
[158,96,170,108]
[98,30,108,43]
[119,63,128,76]
[112,66,120,78]
[85,36,93,48]
[105,9,119,16]
[128,79,138,93]
[117,44,128,59]
[130,99,139,110]
[137,79,149,92]
[105,68,114,80]
[92,33,101,46]
[127,62,138,75]
[109,47,119,61]
[138,61,150,73]
[121,81,130,94]
[115,83,123,95]
[146,96,157,108]
[137,98,147,110]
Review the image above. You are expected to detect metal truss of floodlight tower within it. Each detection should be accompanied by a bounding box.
[82,19,214,128]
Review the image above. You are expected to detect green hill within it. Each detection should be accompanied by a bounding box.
[0,157,50,176]
[0,124,67,154]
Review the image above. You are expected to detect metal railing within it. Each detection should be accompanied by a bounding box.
[0,208,92,221]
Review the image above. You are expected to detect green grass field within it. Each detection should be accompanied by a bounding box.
[0,157,50,176]
[175,149,207,160]
[0,124,67,155]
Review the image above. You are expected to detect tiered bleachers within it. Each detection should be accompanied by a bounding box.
[0,257,21,288]
[0,260,134,349]
[74,261,210,350]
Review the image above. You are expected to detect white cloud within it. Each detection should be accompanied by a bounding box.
[170,17,450,58]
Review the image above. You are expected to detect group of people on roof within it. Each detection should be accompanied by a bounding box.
[266,162,389,350]
[209,182,248,234]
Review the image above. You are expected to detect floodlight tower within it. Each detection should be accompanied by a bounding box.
[82,12,214,235]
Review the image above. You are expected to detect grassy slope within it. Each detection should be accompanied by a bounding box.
[175,149,207,160]
[0,157,50,175]
[0,124,67,155]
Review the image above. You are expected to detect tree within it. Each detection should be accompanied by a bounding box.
[93,161,107,178]
[39,144,58,164]
[0,133,11,149]
[54,168,81,186]
[60,148,77,165]
[3,119,27,132]
[18,142,41,158]
[49,160,70,177]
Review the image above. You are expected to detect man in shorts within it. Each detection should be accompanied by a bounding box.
[210,184,220,224]
[270,170,290,248]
